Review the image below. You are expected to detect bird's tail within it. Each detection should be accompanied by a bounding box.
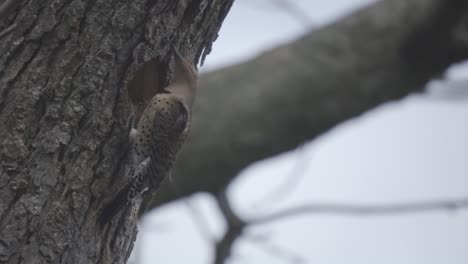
[99,158,151,225]
[99,182,132,226]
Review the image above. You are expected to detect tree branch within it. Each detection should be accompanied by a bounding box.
[151,0,468,208]
[214,191,246,264]
[270,0,313,27]
[250,198,468,225]
[212,193,468,264]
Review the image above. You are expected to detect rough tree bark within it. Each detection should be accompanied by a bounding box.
[152,0,468,208]
[0,0,232,263]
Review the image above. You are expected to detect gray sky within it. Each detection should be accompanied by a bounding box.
[134,1,468,263]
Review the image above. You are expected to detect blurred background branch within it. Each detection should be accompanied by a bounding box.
[134,0,468,263]
[152,0,468,209]
[250,198,468,225]
[213,194,468,264]
[270,0,313,27]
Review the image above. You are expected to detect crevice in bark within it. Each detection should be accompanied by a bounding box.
[0,189,24,229]
[77,0,98,36]
[0,41,40,112]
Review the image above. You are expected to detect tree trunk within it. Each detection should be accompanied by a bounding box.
[151,0,468,208]
[0,0,232,263]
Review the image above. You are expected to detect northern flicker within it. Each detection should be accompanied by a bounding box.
[100,45,198,223]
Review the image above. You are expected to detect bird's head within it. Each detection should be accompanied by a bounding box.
[166,46,198,109]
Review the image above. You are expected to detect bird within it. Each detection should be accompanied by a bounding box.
[100,44,198,224]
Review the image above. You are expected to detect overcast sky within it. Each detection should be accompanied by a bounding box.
[134,1,468,263]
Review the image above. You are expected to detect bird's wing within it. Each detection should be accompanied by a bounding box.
[146,99,188,188]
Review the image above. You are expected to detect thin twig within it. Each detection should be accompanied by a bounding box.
[213,193,468,264]
[183,197,215,242]
[251,198,468,225]
[271,0,312,27]
[239,0,314,28]
[246,236,306,264]
[252,143,309,210]
[167,172,215,242]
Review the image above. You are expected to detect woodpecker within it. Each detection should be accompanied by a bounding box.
[100,45,198,223]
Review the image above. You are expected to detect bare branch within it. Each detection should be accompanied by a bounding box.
[251,144,310,210]
[152,0,468,210]
[211,192,468,264]
[270,0,313,27]
[183,198,215,242]
[214,191,246,264]
[245,235,306,264]
[250,198,468,225]
[217,190,243,226]
[237,0,313,28]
